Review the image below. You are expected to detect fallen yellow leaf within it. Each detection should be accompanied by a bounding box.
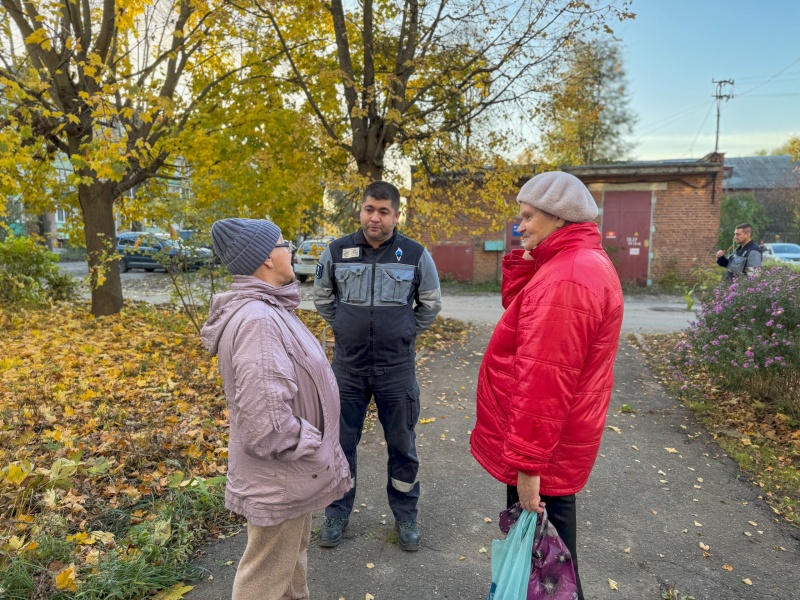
[4,463,27,485]
[152,584,195,600]
[664,447,679,453]
[623,547,631,554]
[479,547,487,553]
[607,426,622,434]
[55,564,78,591]
[66,531,96,545]
[366,563,374,569]
[722,564,733,571]
[7,536,25,550]
[419,417,436,424]
[91,531,115,546]
[742,578,753,586]
[608,578,618,590]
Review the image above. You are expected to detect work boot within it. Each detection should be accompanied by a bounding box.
[396,520,421,552]
[318,517,348,548]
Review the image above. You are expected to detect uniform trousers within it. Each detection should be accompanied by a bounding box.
[326,366,421,522]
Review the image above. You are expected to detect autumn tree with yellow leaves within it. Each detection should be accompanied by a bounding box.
[0,0,324,316]
[537,38,636,165]
[248,0,634,235]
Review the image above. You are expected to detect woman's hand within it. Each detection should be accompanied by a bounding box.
[522,250,533,260]
[517,471,545,513]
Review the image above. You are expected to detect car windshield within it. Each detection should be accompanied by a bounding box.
[773,244,800,254]
[147,236,173,248]
[298,239,331,257]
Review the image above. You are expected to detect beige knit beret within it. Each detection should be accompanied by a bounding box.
[517,171,598,223]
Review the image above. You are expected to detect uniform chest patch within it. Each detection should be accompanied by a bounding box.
[395,248,403,261]
[342,247,361,259]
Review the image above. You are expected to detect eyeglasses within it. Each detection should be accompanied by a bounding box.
[274,241,295,252]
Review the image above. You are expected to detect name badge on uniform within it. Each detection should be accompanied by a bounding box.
[342,247,361,259]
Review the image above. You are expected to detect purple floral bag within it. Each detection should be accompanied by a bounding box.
[499,503,578,600]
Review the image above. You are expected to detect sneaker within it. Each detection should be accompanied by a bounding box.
[318,517,349,548]
[396,520,421,552]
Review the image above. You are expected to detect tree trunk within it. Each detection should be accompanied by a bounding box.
[79,183,123,315]
[357,159,384,182]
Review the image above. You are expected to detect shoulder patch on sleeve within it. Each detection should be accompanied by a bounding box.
[315,262,323,279]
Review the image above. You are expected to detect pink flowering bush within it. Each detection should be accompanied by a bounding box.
[667,266,800,415]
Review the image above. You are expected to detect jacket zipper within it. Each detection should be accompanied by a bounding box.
[370,256,376,369]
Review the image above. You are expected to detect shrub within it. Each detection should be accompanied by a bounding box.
[667,266,800,415]
[0,235,79,305]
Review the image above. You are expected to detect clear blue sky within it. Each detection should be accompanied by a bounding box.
[616,0,800,160]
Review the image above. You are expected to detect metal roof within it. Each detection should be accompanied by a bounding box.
[723,155,800,190]
[565,157,721,178]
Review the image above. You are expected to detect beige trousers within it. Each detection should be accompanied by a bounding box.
[231,513,313,600]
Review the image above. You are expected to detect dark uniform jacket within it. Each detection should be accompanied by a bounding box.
[717,240,762,279]
[313,229,442,375]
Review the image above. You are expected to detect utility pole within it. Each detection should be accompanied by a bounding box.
[712,79,734,153]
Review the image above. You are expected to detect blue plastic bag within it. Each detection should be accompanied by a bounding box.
[488,508,538,600]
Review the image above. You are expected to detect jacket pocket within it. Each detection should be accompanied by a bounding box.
[477,371,507,422]
[334,264,370,303]
[283,443,337,503]
[376,264,415,305]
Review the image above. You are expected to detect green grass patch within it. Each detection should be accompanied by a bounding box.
[0,479,232,599]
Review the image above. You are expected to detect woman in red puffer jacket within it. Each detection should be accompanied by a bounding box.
[471,171,623,600]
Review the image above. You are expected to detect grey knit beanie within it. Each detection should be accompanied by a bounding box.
[517,171,598,223]
[211,218,282,276]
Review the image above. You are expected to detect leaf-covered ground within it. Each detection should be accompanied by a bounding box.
[642,333,800,527]
[0,301,468,597]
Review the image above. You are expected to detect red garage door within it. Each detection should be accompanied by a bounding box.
[431,244,474,281]
[602,191,652,286]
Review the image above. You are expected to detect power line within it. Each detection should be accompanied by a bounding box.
[635,100,711,137]
[635,57,800,139]
[736,55,800,97]
[712,79,734,153]
[686,101,715,157]
[736,92,800,98]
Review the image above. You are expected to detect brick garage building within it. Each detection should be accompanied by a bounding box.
[418,155,724,286]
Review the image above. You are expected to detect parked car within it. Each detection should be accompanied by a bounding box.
[761,243,800,264]
[292,237,334,282]
[116,232,213,273]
